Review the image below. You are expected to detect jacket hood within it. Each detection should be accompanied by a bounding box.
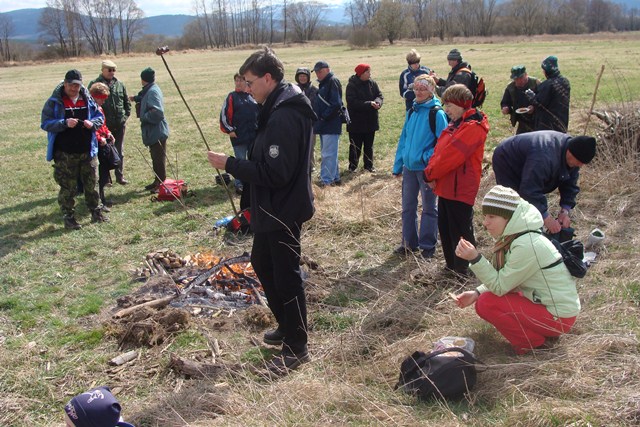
[272,82,317,121]
[501,198,544,237]
[412,96,441,110]
[295,67,311,84]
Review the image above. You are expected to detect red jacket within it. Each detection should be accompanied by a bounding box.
[95,106,113,143]
[424,109,489,206]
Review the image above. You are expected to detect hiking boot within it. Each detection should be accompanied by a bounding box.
[144,182,159,191]
[365,167,376,173]
[116,178,129,185]
[64,216,82,230]
[100,205,111,213]
[263,328,286,346]
[265,348,310,377]
[421,249,435,259]
[91,209,109,223]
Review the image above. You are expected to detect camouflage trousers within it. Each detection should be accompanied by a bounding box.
[52,151,100,217]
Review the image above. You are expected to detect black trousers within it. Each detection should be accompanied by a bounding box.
[251,224,307,353]
[438,197,476,275]
[111,125,126,181]
[149,139,167,184]
[348,132,375,170]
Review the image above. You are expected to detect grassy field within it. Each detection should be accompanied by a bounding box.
[1,33,640,426]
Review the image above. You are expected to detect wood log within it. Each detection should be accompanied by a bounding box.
[109,350,139,366]
[113,295,176,319]
[169,353,226,379]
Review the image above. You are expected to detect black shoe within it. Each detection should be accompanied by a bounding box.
[421,249,435,259]
[91,209,109,223]
[394,245,418,255]
[265,348,310,377]
[364,167,376,173]
[263,328,285,346]
[144,182,158,191]
[64,216,82,230]
[116,178,128,185]
[100,205,111,213]
[333,179,342,186]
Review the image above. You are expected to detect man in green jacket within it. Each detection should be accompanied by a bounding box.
[89,60,131,186]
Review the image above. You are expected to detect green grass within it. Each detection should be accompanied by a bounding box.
[1,34,640,425]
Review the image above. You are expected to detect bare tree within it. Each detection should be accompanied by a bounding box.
[370,0,405,43]
[38,0,83,57]
[409,0,433,41]
[432,0,453,40]
[114,0,144,53]
[287,1,325,41]
[508,0,545,36]
[348,0,380,27]
[0,15,13,62]
[474,0,498,36]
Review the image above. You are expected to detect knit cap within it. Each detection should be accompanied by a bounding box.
[64,386,135,427]
[447,48,462,61]
[354,63,370,76]
[567,135,597,164]
[541,55,559,74]
[482,185,521,219]
[140,67,155,83]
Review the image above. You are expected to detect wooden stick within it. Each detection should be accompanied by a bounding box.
[109,350,139,366]
[113,295,176,319]
[583,64,606,135]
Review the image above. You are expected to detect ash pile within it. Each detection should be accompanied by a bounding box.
[128,249,266,317]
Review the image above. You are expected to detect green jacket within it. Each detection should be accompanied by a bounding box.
[88,75,131,131]
[472,198,581,318]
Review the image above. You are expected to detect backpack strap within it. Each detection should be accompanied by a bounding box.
[429,105,442,136]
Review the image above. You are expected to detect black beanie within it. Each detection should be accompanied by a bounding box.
[447,49,462,62]
[141,67,155,83]
[567,136,597,164]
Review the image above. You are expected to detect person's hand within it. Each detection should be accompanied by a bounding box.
[371,101,381,110]
[426,180,436,190]
[456,237,478,261]
[128,95,135,102]
[525,88,535,101]
[82,120,93,129]
[526,105,535,114]
[544,215,562,234]
[501,106,510,115]
[107,134,115,143]
[557,209,571,228]
[99,137,107,146]
[229,131,238,138]
[66,118,79,128]
[207,151,229,170]
[455,290,479,308]
[393,172,402,179]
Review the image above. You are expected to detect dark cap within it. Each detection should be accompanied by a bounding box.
[63,386,135,427]
[64,69,83,85]
[510,65,526,79]
[567,135,596,164]
[313,61,329,72]
[140,67,155,83]
[447,49,462,61]
[541,55,559,74]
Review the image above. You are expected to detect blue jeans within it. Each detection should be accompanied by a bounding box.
[232,143,249,189]
[319,134,340,184]
[401,167,438,254]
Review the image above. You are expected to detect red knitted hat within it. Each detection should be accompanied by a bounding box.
[354,63,370,76]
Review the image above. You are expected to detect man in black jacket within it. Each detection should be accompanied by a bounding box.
[207,47,316,377]
[492,131,596,234]
[528,55,571,132]
[433,48,475,96]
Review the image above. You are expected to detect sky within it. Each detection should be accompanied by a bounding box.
[0,0,343,17]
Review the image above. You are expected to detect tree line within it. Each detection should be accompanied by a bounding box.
[0,0,638,62]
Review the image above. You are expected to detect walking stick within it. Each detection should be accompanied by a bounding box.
[155,46,239,216]
[583,64,606,135]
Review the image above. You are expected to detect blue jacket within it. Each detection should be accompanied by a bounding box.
[139,83,169,146]
[492,131,580,218]
[399,65,430,110]
[393,97,447,174]
[312,72,342,135]
[41,83,104,161]
[219,90,259,147]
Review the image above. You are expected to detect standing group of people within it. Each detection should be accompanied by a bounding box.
[41,61,170,230]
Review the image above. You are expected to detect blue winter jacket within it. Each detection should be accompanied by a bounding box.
[399,65,430,110]
[393,97,448,174]
[312,72,343,135]
[140,83,170,146]
[41,83,104,161]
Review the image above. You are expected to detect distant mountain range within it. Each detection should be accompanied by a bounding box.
[1,6,349,43]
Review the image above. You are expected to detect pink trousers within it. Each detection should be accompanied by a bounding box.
[475,292,576,354]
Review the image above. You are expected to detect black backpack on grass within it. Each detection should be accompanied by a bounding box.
[394,347,479,400]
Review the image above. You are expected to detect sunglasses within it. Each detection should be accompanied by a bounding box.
[106,68,116,72]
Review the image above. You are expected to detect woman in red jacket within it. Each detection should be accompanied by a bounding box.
[424,84,489,276]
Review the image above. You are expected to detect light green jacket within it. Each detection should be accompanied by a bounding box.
[473,199,581,318]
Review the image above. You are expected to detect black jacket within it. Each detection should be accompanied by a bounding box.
[437,61,475,94]
[532,73,570,133]
[225,82,317,232]
[345,74,383,134]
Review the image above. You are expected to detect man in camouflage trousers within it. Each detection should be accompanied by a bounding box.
[41,69,108,230]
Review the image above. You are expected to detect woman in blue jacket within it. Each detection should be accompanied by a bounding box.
[392,75,448,258]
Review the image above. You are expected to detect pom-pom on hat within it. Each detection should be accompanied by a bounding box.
[567,135,597,164]
[447,48,462,61]
[64,386,135,427]
[354,63,370,76]
[65,69,83,85]
[140,67,155,83]
[510,65,526,79]
[482,185,521,220]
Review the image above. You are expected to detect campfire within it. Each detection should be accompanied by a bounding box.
[127,249,266,318]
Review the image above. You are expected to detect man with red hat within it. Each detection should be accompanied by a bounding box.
[345,63,383,173]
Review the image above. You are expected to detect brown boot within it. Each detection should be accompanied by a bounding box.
[91,209,109,223]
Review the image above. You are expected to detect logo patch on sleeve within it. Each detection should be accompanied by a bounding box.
[269,145,280,158]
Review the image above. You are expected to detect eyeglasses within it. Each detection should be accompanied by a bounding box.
[106,68,116,72]
[244,76,262,87]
